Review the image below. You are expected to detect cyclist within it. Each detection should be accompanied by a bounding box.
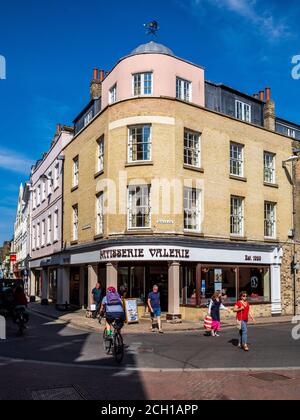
[12,286,29,324]
[100,287,125,337]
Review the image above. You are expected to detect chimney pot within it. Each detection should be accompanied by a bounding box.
[100,70,105,81]
[253,93,259,99]
[265,87,271,101]
[105,71,110,77]
[56,123,61,133]
[259,90,265,101]
[93,68,99,80]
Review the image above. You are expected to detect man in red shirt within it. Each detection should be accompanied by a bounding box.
[234,292,256,352]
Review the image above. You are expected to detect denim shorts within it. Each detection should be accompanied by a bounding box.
[151,308,161,318]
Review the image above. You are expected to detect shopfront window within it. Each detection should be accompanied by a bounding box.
[239,267,271,303]
[200,267,237,305]
[118,266,145,304]
[181,266,197,306]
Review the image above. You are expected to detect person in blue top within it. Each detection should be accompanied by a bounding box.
[147,285,163,334]
[100,287,125,337]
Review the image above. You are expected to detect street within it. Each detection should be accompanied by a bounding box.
[0,312,300,400]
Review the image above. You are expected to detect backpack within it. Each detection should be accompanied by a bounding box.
[106,291,122,306]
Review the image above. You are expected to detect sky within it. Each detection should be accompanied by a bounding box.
[0,0,299,244]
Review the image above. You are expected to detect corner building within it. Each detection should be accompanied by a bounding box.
[62,41,297,321]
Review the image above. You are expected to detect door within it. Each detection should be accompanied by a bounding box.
[70,267,80,307]
[146,265,168,312]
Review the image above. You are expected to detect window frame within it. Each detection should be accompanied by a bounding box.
[264,152,276,184]
[230,196,245,237]
[235,100,251,123]
[230,142,244,178]
[184,129,201,168]
[176,77,192,102]
[73,156,79,188]
[96,192,104,236]
[184,187,202,232]
[72,204,79,241]
[128,125,152,163]
[264,201,277,239]
[132,72,153,96]
[127,185,151,230]
[97,136,105,173]
[109,84,117,104]
[53,209,59,243]
[47,214,52,245]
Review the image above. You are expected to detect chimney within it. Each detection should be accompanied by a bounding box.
[253,93,259,99]
[100,70,105,81]
[259,90,265,101]
[105,71,110,78]
[56,123,61,134]
[264,87,275,131]
[90,68,102,100]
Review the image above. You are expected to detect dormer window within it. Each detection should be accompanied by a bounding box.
[235,100,251,123]
[176,77,192,102]
[84,110,93,126]
[133,73,153,96]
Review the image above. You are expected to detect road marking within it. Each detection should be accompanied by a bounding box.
[0,356,300,373]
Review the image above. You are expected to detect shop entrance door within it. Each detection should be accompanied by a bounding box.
[146,265,168,312]
[70,267,80,307]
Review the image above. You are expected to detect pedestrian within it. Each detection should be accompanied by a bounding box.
[147,285,163,334]
[208,291,229,337]
[234,291,256,352]
[91,282,103,319]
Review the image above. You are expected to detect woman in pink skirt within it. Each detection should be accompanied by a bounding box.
[208,291,229,337]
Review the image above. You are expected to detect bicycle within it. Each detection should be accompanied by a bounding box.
[103,318,124,364]
[13,307,29,336]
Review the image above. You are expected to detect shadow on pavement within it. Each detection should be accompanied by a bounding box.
[0,313,148,400]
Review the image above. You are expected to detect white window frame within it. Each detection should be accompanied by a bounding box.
[230,142,244,177]
[42,179,46,202]
[264,152,276,184]
[184,188,202,232]
[37,185,41,206]
[73,156,79,188]
[54,210,59,242]
[132,72,153,96]
[230,196,244,237]
[54,163,59,190]
[128,125,152,163]
[264,202,277,239]
[176,77,192,102]
[72,205,79,241]
[47,171,53,196]
[41,220,46,247]
[128,185,151,230]
[96,193,104,236]
[36,223,40,249]
[235,100,251,123]
[33,190,37,209]
[47,215,52,245]
[184,130,201,168]
[97,137,105,173]
[84,110,93,126]
[109,84,117,104]
[32,225,36,250]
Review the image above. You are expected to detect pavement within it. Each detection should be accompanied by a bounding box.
[28,302,294,334]
[0,311,300,400]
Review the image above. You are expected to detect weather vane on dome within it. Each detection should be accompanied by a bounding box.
[144,20,159,36]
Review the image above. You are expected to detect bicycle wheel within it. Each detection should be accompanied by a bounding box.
[113,331,124,364]
[103,329,112,355]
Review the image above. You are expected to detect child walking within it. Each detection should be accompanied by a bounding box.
[208,292,229,337]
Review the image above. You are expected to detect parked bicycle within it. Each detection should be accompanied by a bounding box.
[103,318,124,364]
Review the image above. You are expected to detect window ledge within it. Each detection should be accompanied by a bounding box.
[70,240,78,246]
[94,170,104,179]
[125,161,154,168]
[53,240,59,244]
[125,229,154,235]
[264,237,279,243]
[230,175,247,182]
[94,234,104,241]
[183,231,204,238]
[230,235,248,242]
[71,186,79,193]
[183,165,204,173]
[264,182,279,189]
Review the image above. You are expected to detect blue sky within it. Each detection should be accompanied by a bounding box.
[0,0,299,244]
